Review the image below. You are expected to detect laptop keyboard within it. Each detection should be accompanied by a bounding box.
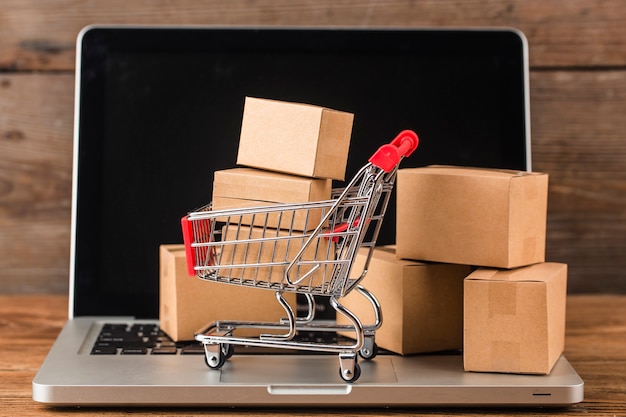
[91,323,205,355]
[90,323,357,356]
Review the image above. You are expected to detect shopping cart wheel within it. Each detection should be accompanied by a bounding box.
[339,353,361,383]
[204,352,224,369]
[203,344,226,369]
[359,339,378,360]
[222,343,234,359]
[339,362,361,383]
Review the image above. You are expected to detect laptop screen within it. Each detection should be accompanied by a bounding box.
[73,27,528,318]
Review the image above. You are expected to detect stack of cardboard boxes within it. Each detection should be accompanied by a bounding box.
[342,165,566,375]
[212,97,353,286]
[160,97,354,341]
[162,97,566,377]
[397,166,566,375]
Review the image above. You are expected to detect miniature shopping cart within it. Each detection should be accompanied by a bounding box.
[181,130,418,382]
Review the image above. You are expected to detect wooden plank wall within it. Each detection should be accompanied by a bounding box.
[1,1,625,294]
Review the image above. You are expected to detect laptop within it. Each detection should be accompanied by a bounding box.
[32,25,583,407]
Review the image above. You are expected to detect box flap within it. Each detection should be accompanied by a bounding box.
[371,245,429,267]
[413,165,546,180]
[466,263,567,283]
[214,167,331,203]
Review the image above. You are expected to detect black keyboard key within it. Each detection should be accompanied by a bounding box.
[180,345,205,355]
[121,347,148,355]
[91,347,118,355]
[151,347,178,355]
[91,323,200,355]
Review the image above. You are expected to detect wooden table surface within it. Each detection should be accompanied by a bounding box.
[1,294,624,416]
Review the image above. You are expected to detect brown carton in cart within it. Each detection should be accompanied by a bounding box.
[396,166,548,269]
[464,262,567,374]
[159,244,295,341]
[236,97,354,180]
[218,225,335,289]
[212,167,332,231]
[338,246,471,355]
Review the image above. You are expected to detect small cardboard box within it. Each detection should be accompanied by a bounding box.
[464,262,568,374]
[159,244,295,341]
[218,225,334,288]
[237,97,354,180]
[396,166,548,268]
[212,167,332,231]
[337,246,471,355]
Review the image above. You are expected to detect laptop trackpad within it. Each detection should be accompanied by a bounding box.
[220,356,398,384]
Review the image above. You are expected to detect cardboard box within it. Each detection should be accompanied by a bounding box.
[159,244,296,341]
[237,97,354,180]
[337,246,471,355]
[212,167,332,231]
[464,262,568,374]
[218,225,334,289]
[396,166,548,268]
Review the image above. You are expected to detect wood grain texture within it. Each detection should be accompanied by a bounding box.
[0,0,625,294]
[0,0,625,71]
[0,294,623,415]
[530,70,626,292]
[0,74,74,293]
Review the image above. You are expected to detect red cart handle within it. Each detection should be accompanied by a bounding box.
[181,216,197,276]
[368,130,419,172]
[181,215,216,277]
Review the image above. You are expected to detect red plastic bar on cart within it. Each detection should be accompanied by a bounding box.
[180,215,197,277]
[368,130,419,172]
[326,217,370,242]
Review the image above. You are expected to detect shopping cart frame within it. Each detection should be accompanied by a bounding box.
[181,130,418,382]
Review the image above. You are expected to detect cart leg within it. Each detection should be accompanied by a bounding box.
[280,293,316,325]
[331,296,364,382]
[355,285,382,330]
[261,291,296,341]
[354,285,380,360]
[298,293,316,323]
[330,296,364,351]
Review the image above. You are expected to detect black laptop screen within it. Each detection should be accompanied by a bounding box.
[73,27,527,318]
